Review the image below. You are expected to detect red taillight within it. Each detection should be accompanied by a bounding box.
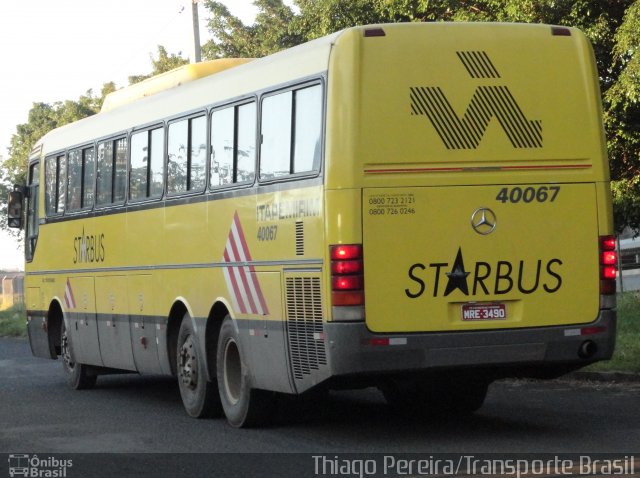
[331,245,362,260]
[599,235,617,295]
[600,236,616,251]
[602,251,617,266]
[601,266,617,280]
[332,275,364,291]
[331,260,362,275]
[331,244,364,309]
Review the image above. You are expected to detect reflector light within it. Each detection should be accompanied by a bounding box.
[600,280,616,295]
[370,337,390,346]
[330,245,362,260]
[581,326,606,336]
[332,291,365,306]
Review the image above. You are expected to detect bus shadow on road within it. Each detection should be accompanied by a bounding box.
[272,386,553,438]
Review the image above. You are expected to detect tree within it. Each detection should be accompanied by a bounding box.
[0,46,187,235]
[606,1,640,233]
[128,46,189,84]
[203,0,640,232]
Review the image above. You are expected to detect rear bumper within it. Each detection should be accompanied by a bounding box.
[324,309,616,379]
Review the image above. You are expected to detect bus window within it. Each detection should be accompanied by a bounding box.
[150,128,165,196]
[168,115,206,194]
[96,141,113,205]
[114,138,127,202]
[57,155,66,213]
[293,85,322,173]
[96,138,127,205]
[130,127,165,201]
[67,150,82,210]
[190,116,207,191]
[44,154,66,215]
[25,162,39,261]
[210,102,256,187]
[211,107,234,187]
[168,120,188,193]
[82,147,95,208]
[260,83,322,180]
[260,92,292,179]
[236,102,256,182]
[129,131,148,201]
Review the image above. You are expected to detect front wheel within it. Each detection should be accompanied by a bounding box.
[177,315,222,418]
[61,320,97,390]
[217,315,276,428]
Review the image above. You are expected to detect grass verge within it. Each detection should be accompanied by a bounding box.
[586,291,640,373]
[0,303,27,337]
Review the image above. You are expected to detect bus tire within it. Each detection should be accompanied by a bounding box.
[61,320,97,390]
[217,315,276,428]
[177,315,222,418]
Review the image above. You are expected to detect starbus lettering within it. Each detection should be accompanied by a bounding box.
[73,227,105,264]
[405,248,562,298]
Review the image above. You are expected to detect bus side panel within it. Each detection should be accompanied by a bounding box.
[95,275,136,371]
[65,276,103,367]
[243,271,295,394]
[127,274,163,375]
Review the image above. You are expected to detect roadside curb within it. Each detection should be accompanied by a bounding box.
[564,371,640,383]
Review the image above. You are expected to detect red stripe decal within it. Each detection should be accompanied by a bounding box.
[364,164,592,174]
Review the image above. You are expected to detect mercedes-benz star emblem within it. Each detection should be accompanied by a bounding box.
[471,207,497,235]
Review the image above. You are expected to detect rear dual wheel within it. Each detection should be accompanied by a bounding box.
[177,315,222,418]
[216,315,276,428]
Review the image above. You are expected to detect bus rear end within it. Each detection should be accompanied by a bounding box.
[323,23,615,404]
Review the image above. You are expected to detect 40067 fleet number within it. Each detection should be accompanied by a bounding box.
[257,225,278,241]
[496,186,560,204]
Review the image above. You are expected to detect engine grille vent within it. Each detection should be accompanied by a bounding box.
[285,276,326,381]
[295,221,304,256]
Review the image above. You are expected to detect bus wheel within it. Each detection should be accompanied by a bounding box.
[61,321,96,390]
[177,315,221,418]
[217,315,276,428]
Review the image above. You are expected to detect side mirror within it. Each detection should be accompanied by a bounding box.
[7,185,24,229]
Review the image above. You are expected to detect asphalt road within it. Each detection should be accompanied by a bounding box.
[1,337,638,476]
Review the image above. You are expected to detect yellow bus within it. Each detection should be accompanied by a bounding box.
[9,22,617,427]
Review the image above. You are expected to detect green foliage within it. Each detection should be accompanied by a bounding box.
[587,292,640,372]
[0,303,26,338]
[202,0,304,58]
[201,0,640,232]
[128,46,189,84]
[0,47,186,236]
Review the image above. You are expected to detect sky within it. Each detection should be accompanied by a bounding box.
[0,0,266,270]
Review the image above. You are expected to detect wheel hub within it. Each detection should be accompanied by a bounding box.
[61,328,74,371]
[179,335,198,390]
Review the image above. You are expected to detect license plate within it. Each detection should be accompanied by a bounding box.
[461,303,506,321]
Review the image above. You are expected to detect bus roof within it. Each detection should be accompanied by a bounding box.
[34,28,343,156]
